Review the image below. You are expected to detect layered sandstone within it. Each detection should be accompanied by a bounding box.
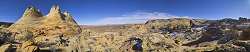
[8,5,81,36]
[8,6,43,32]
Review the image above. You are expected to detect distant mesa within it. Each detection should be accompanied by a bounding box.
[0,22,13,27]
[8,5,81,36]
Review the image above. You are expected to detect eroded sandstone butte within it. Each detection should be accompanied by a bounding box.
[8,5,81,36]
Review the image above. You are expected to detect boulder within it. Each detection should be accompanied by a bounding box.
[16,41,40,52]
[23,46,39,52]
[0,44,12,52]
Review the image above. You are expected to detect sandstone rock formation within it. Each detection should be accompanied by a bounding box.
[21,41,39,52]
[239,28,250,40]
[8,6,43,32]
[145,18,194,32]
[5,5,81,52]
[8,5,81,36]
[0,44,13,52]
[3,5,250,52]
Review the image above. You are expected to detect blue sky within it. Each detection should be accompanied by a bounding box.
[0,0,249,25]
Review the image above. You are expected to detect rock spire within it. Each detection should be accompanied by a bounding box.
[9,6,43,32]
[9,5,81,36]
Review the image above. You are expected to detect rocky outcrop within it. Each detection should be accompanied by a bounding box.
[0,29,12,45]
[231,40,250,51]
[4,4,250,52]
[15,41,40,52]
[145,18,194,32]
[8,5,81,36]
[213,44,247,52]
[239,29,250,40]
[43,5,65,25]
[37,5,81,36]
[69,28,181,52]
[0,44,13,52]
[8,6,43,32]
[5,5,81,52]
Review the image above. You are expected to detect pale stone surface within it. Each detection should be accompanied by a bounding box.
[9,5,81,36]
[0,44,12,52]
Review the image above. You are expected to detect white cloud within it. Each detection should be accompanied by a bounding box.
[86,11,193,25]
